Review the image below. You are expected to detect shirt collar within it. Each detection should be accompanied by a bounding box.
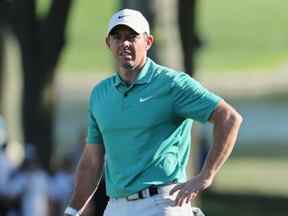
[113,58,154,87]
[113,73,122,87]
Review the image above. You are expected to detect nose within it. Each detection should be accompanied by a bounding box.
[120,38,130,47]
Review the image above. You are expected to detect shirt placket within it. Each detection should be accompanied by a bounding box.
[120,84,135,110]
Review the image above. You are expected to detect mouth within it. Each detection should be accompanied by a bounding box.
[120,50,133,60]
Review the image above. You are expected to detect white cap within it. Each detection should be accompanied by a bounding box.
[107,9,150,35]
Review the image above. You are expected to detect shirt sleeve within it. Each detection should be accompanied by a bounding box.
[87,90,104,144]
[171,72,222,123]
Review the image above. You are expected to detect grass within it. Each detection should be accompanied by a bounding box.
[211,141,288,196]
[56,1,117,74]
[213,157,288,196]
[201,145,288,216]
[36,0,116,74]
[32,0,288,73]
[202,191,288,216]
[197,0,288,72]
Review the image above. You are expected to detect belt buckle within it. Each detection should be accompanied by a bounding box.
[126,193,139,201]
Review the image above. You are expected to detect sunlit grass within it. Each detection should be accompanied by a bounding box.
[214,157,288,196]
[198,0,288,72]
[59,1,117,74]
[34,0,288,73]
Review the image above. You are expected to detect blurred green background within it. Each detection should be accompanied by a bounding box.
[57,1,288,215]
[2,0,288,215]
[55,0,288,73]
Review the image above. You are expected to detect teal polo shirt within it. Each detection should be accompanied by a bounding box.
[87,58,221,198]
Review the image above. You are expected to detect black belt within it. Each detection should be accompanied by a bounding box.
[126,185,159,201]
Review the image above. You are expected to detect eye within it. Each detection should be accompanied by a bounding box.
[127,33,140,41]
[111,34,121,40]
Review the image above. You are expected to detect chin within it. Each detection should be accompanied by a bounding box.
[122,62,134,70]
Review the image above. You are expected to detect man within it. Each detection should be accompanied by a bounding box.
[64,9,242,216]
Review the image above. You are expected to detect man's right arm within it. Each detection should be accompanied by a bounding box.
[64,143,105,215]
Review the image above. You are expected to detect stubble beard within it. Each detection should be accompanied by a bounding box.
[121,61,134,71]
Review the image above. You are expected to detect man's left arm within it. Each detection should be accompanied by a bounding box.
[170,99,243,206]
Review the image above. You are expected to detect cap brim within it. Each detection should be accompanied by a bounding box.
[108,22,143,35]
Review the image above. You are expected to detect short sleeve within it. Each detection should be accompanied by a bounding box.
[87,90,104,144]
[172,72,222,123]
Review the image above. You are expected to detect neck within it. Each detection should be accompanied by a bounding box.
[119,68,139,85]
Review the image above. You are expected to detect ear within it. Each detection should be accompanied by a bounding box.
[105,37,111,48]
[145,35,154,51]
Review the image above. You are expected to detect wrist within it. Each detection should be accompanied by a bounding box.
[64,206,80,216]
[199,169,215,182]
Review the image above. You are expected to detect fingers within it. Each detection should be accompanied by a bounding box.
[185,193,192,204]
[169,183,183,196]
[188,192,198,203]
[169,184,187,206]
[169,182,201,206]
[178,190,189,206]
[173,188,199,206]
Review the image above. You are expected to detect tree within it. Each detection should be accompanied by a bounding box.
[0,31,4,114]
[9,0,73,170]
[0,0,10,114]
[177,0,202,77]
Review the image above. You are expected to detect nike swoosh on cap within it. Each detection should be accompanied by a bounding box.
[118,15,129,19]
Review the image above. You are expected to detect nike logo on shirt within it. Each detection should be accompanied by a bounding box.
[139,96,153,103]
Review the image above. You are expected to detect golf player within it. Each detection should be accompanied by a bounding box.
[64,9,242,216]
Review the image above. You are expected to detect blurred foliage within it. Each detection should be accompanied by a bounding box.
[41,0,288,74]
[37,0,50,16]
[58,1,116,74]
[198,0,288,72]
[214,157,288,196]
[202,191,288,216]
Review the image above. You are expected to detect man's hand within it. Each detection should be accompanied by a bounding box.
[169,100,242,207]
[169,173,212,207]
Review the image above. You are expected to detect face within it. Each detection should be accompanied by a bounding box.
[106,25,153,72]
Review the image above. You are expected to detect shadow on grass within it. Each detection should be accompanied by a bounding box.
[202,191,288,216]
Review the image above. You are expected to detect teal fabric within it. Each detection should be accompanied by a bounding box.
[87,58,221,198]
